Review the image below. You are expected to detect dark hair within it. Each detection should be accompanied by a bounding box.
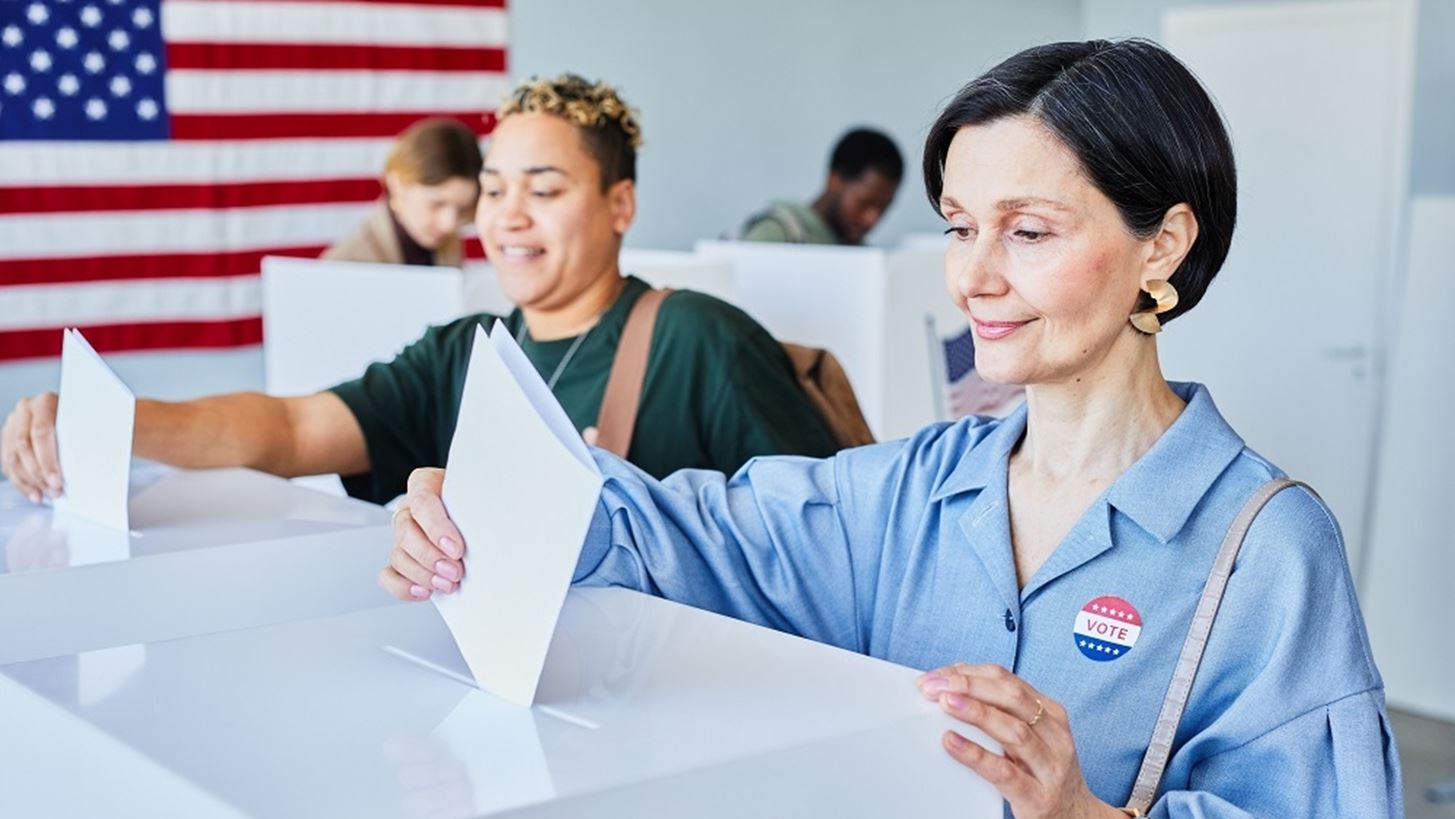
[500,74,642,191]
[923,39,1236,324]
[831,127,905,183]
[385,117,483,186]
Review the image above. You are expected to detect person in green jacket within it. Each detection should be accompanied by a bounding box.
[1,74,838,507]
[740,127,903,246]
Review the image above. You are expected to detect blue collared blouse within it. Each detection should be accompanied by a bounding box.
[572,382,1403,816]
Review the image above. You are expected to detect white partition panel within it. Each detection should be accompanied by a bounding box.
[621,249,736,304]
[883,246,973,439]
[260,257,467,397]
[697,241,889,436]
[1363,197,1455,721]
[697,241,968,441]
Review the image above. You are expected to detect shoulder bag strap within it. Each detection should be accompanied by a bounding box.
[593,288,671,458]
[1122,477,1314,816]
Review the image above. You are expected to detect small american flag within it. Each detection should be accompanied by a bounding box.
[0,0,504,362]
[937,323,1024,419]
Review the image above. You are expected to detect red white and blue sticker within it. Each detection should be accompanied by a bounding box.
[1073,595,1142,662]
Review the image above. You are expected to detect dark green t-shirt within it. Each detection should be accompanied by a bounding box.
[329,276,838,503]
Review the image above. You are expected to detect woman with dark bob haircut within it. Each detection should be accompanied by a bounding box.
[386,40,1401,816]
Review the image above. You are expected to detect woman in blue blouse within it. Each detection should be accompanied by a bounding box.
[382,40,1402,817]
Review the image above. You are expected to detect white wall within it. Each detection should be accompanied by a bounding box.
[509,0,1083,250]
[1084,0,1448,193]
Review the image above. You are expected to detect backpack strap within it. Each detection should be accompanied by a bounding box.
[594,288,671,457]
[1121,477,1313,816]
[742,204,807,243]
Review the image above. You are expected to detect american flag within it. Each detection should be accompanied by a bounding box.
[938,323,1025,419]
[0,0,505,362]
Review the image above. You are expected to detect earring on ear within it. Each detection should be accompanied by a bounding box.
[1129,279,1179,335]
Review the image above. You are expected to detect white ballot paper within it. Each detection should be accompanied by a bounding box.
[53,329,136,531]
[432,322,604,706]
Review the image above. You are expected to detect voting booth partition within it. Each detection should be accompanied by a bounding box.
[696,240,970,441]
[261,257,471,398]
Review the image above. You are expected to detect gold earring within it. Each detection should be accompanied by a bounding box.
[1129,279,1179,335]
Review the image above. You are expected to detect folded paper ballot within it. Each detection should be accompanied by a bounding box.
[53,329,136,532]
[431,321,605,706]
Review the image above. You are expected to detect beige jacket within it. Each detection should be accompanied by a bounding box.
[321,198,464,266]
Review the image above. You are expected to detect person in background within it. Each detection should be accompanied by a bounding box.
[740,127,903,246]
[1,75,837,508]
[323,117,483,267]
[386,40,1401,817]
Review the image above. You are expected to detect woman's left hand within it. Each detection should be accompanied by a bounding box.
[918,663,1125,819]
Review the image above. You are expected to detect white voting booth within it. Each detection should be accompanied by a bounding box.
[1,315,1004,817]
[696,240,971,441]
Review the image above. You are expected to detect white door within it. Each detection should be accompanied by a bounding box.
[1160,1,1413,577]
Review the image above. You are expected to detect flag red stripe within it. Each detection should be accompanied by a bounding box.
[166,43,507,72]
[463,236,485,259]
[0,317,263,362]
[1,179,381,216]
[0,246,327,286]
[171,112,495,141]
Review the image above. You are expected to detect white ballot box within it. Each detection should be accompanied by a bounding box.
[696,240,974,440]
[0,464,396,665]
[0,587,1002,818]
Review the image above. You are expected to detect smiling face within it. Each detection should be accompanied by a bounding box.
[475,112,634,313]
[939,115,1169,388]
[386,176,479,250]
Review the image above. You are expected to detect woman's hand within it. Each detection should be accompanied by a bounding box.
[1,392,64,504]
[379,467,466,601]
[918,663,1125,819]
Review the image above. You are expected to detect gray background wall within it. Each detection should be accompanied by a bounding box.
[508,0,1082,250]
[508,0,1452,251]
[1085,0,1452,196]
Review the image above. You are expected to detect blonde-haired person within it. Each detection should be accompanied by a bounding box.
[2,76,836,509]
[323,117,483,267]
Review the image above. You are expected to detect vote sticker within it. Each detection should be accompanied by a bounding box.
[1073,595,1142,662]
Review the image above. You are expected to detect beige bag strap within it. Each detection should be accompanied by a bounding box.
[1122,477,1312,816]
[594,288,670,458]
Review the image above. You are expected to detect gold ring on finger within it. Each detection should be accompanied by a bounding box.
[1026,698,1045,728]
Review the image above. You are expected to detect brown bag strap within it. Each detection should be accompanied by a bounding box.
[594,288,670,457]
[1122,477,1313,816]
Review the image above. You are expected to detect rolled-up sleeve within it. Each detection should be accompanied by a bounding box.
[571,449,880,654]
[1150,688,1402,817]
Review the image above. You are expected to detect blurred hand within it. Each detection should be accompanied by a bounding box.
[1,392,63,504]
[917,663,1123,819]
[379,467,466,601]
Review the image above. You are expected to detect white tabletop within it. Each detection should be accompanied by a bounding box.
[0,466,398,664]
[0,587,1003,818]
